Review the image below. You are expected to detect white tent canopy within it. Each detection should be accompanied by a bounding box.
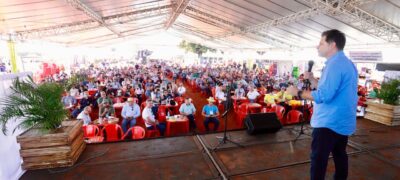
[0,0,399,49]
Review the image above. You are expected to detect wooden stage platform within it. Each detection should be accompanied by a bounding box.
[21,118,400,179]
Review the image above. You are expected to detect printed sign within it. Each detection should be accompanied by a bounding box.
[349,51,382,61]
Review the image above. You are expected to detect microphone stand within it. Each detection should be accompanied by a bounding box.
[212,83,244,151]
[293,79,312,143]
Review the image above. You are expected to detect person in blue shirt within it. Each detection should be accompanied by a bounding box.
[179,98,197,130]
[202,97,220,132]
[121,98,141,133]
[287,29,358,180]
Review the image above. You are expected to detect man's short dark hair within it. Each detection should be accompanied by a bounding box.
[322,29,346,50]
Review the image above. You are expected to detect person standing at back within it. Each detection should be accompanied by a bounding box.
[286,29,358,180]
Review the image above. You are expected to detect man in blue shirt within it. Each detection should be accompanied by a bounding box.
[202,97,220,132]
[179,98,197,130]
[121,98,141,133]
[287,29,358,180]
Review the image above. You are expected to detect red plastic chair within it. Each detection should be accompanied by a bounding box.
[174,97,184,105]
[257,94,266,106]
[266,104,277,113]
[146,126,160,138]
[112,97,124,103]
[286,110,303,125]
[83,125,100,138]
[235,103,249,127]
[122,126,146,140]
[215,99,225,112]
[141,102,147,111]
[158,105,167,123]
[211,87,216,98]
[275,105,286,125]
[89,107,99,121]
[130,88,135,97]
[101,124,124,142]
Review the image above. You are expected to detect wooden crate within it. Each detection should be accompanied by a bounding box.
[365,101,400,126]
[17,120,86,170]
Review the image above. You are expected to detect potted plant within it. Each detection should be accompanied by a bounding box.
[365,79,400,126]
[0,76,85,170]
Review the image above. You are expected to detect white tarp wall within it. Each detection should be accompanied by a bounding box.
[0,72,32,180]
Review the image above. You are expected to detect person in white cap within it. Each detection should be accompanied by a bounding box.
[202,97,220,132]
[121,97,140,133]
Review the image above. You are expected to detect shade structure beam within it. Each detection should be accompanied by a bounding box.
[16,4,173,39]
[65,0,122,37]
[184,6,296,48]
[165,0,191,29]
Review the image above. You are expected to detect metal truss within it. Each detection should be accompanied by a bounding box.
[66,0,122,37]
[184,6,297,48]
[173,22,215,40]
[67,22,165,45]
[237,0,399,42]
[305,0,400,42]
[69,24,165,46]
[243,7,322,34]
[172,22,241,48]
[165,0,191,29]
[174,21,240,48]
[16,4,173,39]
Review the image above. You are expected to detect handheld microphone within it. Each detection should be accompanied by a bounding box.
[304,60,314,90]
[308,60,314,72]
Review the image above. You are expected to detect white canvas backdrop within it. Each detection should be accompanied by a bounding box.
[0,72,32,180]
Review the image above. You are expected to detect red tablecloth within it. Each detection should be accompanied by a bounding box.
[232,96,247,111]
[248,103,262,113]
[166,115,189,136]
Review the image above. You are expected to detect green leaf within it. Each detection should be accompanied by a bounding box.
[0,76,67,135]
[178,40,217,57]
[376,79,400,105]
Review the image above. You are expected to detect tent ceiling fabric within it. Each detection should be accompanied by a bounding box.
[0,0,399,49]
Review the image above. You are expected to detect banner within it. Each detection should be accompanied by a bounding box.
[349,51,382,62]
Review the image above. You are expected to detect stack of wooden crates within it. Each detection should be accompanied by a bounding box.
[17,120,85,170]
[365,100,400,126]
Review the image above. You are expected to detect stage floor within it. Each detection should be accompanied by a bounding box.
[21,118,400,179]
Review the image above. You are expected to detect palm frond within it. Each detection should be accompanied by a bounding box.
[0,76,67,135]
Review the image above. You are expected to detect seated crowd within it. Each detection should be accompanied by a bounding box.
[59,60,315,142]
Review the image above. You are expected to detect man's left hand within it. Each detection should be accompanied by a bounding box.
[286,86,298,96]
